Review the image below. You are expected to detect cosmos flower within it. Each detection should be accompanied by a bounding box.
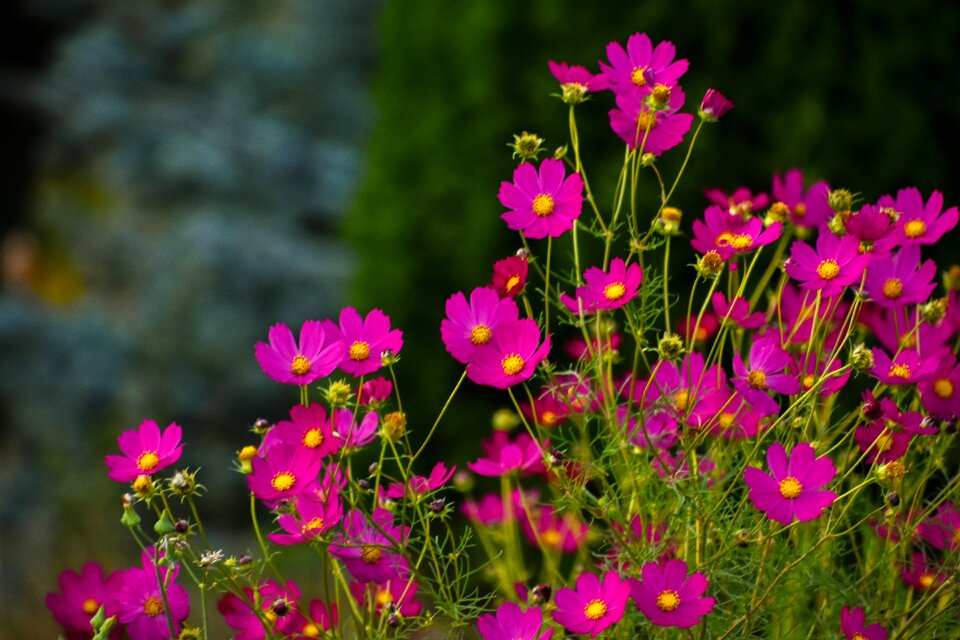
[599,32,688,96]
[840,606,887,640]
[267,488,343,546]
[384,462,456,500]
[869,347,939,386]
[711,293,765,329]
[518,504,589,554]
[114,551,190,640]
[466,319,550,389]
[104,420,183,483]
[351,575,422,617]
[916,502,960,551]
[900,552,946,593]
[359,376,393,407]
[691,205,782,259]
[468,430,545,477]
[491,255,529,299]
[217,579,302,640]
[324,307,403,377]
[441,286,520,364]
[255,320,345,385]
[608,90,693,155]
[560,257,643,314]
[863,245,937,309]
[247,442,322,505]
[478,602,554,640]
[331,509,409,584]
[732,338,800,416]
[498,159,584,239]
[630,560,715,628]
[548,60,608,104]
[703,186,769,218]
[46,563,124,640]
[878,187,958,246]
[698,89,734,122]
[771,169,832,228]
[262,402,343,459]
[785,232,871,296]
[919,357,960,420]
[743,442,837,525]
[552,571,631,638]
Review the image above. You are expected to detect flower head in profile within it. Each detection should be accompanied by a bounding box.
[467,319,550,389]
[114,551,190,640]
[743,442,837,525]
[479,602,554,640]
[385,462,456,500]
[561,257,642,315]
[704,186,769,218]
[599,33,689,96]
[699,89,733,122]
[691,205,782,259]
[255,320,345,385]
[785,232,871,296]
[498,159,584,239]
[468,431,545,477]
[630,560,715,628]
[840,606,887,640]
[548,61,608,104]
[46,562,124,640]
[879,187,959,246]
[105,420,183,483]
[552,571,631,638]
[492,255,529,299]
[900,552,946,593]
[324,307,403,377]
[359,376,392,407]
[608,90,693,155]
[441,287,520,364]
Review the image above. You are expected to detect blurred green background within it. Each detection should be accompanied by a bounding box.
[2,0,958,636]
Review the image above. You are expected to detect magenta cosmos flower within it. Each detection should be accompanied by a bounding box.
[384,462,456,499]
[255,320,345,385]
[441,286,520,364]
[917,501,960,551]
[268,489,343,546]
[47,562,124,640]
[920,357,960,420]
[732,338,801,417]
[599,33,688,96]
[247,442,322,505]
[468,430,545,477]
[841,606,887,640]
[104,420,183,483]
[548,60,608,103]
[552,571,631,638]
[690,205,782,260]
[869,347,939,386]
[560,257,642,314]
[479,602,554,640]
[744,442,837,525]
[498,159,584,239]
[491,255,528,299]
[332,508,409,583]
[608,90,693,155]
[879,187,958,246]
[351,575,422,617]
[263,402,343,459]
[698,88,734,122]
[115,551,190,640]
[864,245,937,309]
[630,560,715,628]
[785,232,871,297]
[704,186,769,218]
[771,169,832,228]
[519,504,589,554]
[218,579,303,640]
[466,319,550,389]
[324,307,403,377]
[711,292,765,329]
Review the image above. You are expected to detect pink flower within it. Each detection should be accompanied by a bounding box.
[104,420,183,483]
[332,408,380,449]
[548,61,608,103]
[608,91,693,155]
[384,462,456,499]
[263,402,343,459]
[498,159,584,239]
[114,551,190,640]
[743,442,837,525]
[324,307,403,377]
[441,287,520,364]
[843,204,898,256]
[466,319,550,389]
[255,320,345,385]
[698,89,733,122]
[879,187,958,246]
[468,431,545,477]
[268,488,343,545]
[691,205,782,259]
[462,492,509,526]
[840,606,887,640]
[247,442,322,505]
[788,351,850,397]
[599,33,689,96]
[519,504,588,554]
[280,600,339,637]
[917,502,960,551]
[869,347,939,386]
[350,576,422,617]
[491,255,528,299]
[552,571,631,638]
[560,257,642,314]
[630,560,715,628]
[359,376,393,407]
[863,245,937,308]
[732,337,801,416]
[711,292,765,329]
[771,169,833,228]
[920,357,960,420]
[218,580,301,639]
[46,562,124,640]
[332,509,409,584]
[704,186,769,218]
[785,232,871,296]
[478,602,554,640]
[900,552,946,593]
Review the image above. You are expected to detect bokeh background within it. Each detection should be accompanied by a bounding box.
[2,0,958,636]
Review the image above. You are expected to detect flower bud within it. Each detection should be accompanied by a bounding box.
[850,343,875,372]
[453,470,474,493]
[174,519,190,534]
[767,201,789,223]
[553,145,568,161]
[828,188,854,213]
[271,599,290,617]
[921,298,947,324]
[509,131,546,162]
[885,490,901,507]
[697,251,724,278]
[492,408,521,431]
[561,82,588,104]
[381,411,407,442]
[827,214,847,237]
[862,399,883,421]
[132,474,154,498]
[380,350,399,367]
[154,512,176,536]
[878,460,906,482]
[698,89,734,122]
[237,555,253,566]
[252,418,272,435]
[325,380,353,407]
[387,612,401,628]
[647,83,672,110]
[658,333,684,361]
[429,498,446,514]
[946,420,958,435]
[177,629,202,640]
[640,152,656,167]
[238,445,259,474]
[530,583,553,605]
[358,479,371,491]
[168,469,198,497]
[655,207,682,235]
[368,462,379,475]
[944,265,960,291]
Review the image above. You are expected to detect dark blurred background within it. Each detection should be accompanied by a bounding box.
[2,0,958,636]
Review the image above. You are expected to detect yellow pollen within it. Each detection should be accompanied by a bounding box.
[303,623,321,637]
[349,341,371,362]
[271,471,296,492]
[501,353,525,376]
[875,433,894,452]
[238,445,259,462]
[630,66,648,86]
[541,529,563,549]
[935,378,955,399]
[674,390,690,412]
[656,589,681,612]
[532,194,555,217]
[852,634,868,640]
[82,598,99,616]
[882,278,903,299]
[133,475,153,494]
[889,364,911,380]
[470,324,493,345]
[303,517,324,533]
[144,596,165,618]
[604,282,626,300]
[718,413,735,430]
[747,370,768,390]
[793,203,807,218]
[303,428,323,448]
[265,611,278,623]
[583,599,608,620]
[730,234,754,250]
[361,546,382,565]
[375,589,394,607]
[816,259,840,280]
[137,451,159,472]
[918,573,936,590]
[651,83,671,103]
[716,231,734,247]
[505,275,521,293]
[779,476,803,499]
[637,110,657,132]
[291,354,311,376]
[884,460,906,478]
[904,219,927,238]
[802,374,815,390]
[540,411,559,426]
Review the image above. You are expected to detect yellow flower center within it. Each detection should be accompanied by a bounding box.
[603,281,627,301]
[884,460,906,478]
[470,324,493,345]
[904,219,927,238]
[271,471,296,492]
[731,234,754,250]
[82,598,100,616]
[291,354,311,376]
[875,433,894,452]
[303,623,321,637]
[583,599,608,620]
[802,374,815,390]
[362,546,382,565]
[631,66,648,86]
[637,110,657,132]
[816,259,840,280]
[852,634,868,640]
[793,203,807,218]
[137,451,160,472]
[889,364,911,380]
[918,573,936,590]
[900,333,917,349]
[747,370,768,390]
[673,389,690,412]
[532,194,555,217]
[656,589,681,612]
[540,411,560,426]
[238,445,259,462]
[375,589,394,607]
[304,517,324,533]
[934,378,954,399]
[719,412,735,430]
[779,476,803,499]
[349,341,371,362]
[505,275,521,294]
[501,354,525,376]
[302,428,323,448]
[144,596,165,618]
[541,528,563,549]
[882,278,904,299]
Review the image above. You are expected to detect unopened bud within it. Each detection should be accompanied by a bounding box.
[492,408,521,431]
[453,470,474,493]
[922,298,947,324]
[380,350,399,367]
[325,380,353,407]
[271,599,290,617]
[885,490,901,507]
[658,333,684,361]
[561,82,588,104]
[132,474,154,498]
[530,583,553,605]
[237,555,253,566]
[368,462,379,475]
[252,418,272,434]
[827,214,847,236]
[946,420,958,435]
[174,519,190,534]
[850,344,875,371]
[168,469,198,497]
[697,251,724,278]
[767,201,789,223]
[429,498,446,514]
[656,207,682,235]
[648,83,671,110]
[640,152,656,167]
[381,411,407,442]
[945,265,960,291]
[154,512,176,536]
[828,189,854,213]
[387,612,401,628]
[177,629,202,640]
[509,131,546,162]
[358,479,371,491]
[862,399,883,421]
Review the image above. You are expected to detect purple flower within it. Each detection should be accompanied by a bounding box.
[324,307,403,377]
[699,89,734,122]
[869,347,939,386]
[771,169,832,228]
[785,232,871,296]
[548,61,608,104]
[560,257,643,314]
[878,187,958,246]
[743,442,837,525]
[498,159,584,239]
[919,356,960,420]
[917,502,960,551]
[703,186,769,218]
[691,205,782,259]
[711,292,765,329]
[332,509,409,583]
[247,442,322,505]
[864,245,937,308]
[441,286,519,364]
[608,90,693,155]
[263,402,343,459]
[840,606,887,640]
[384,462,456,499]
[732,338,800,416]
[630,560,715,628]
[46,563,124,640]
[468,431,545,477]
[466,319,550,389]
[268,489,343,546]
[599,33,689,96]
[255,320,345,385]
[478,602,554,640]
[104,420,183,483]
[114,551,190,640]
[552,571,631,638]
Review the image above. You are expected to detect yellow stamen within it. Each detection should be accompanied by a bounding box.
[137,451,159,472]
[505,275,521,293]
[603,282,626,300]
[630,66,648,86]
[362,546,382,565]
[291,354,311,376]
[747,370,767,390]
[918,573,936,590]
[143,596,165,618]
[656,589,681,612]
[904,220,927,239]
[303,623,321,637]
[882,278,903,299]
[349,341,371,362]
[82,598,100,616]
[779,476,803,499]
[375,589,394,607]
[303,428,323,448]
[271,471,296,492]
[793,203,807,218]
[501,354,525,376]
[541,529,563,549]
[934,378,954,399]
[718,413,735,430]
[304,517,324,533]
[889,364,911,380]
[470,324,493,345]
[583,599,607,620]
[802,374,815,390]
[532,194,555,217]
[816,259,840,280]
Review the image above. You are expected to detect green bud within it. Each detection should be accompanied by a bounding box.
[827,188,854,213]
[91,616,117,640]
[640,152,656,167]
[325,379,353,407]
[121,505,141,529]
[850,343,875,372]
[509,131,546,162]
[658,333,684,361]
[90,605,106,630]
[154,511,176,536]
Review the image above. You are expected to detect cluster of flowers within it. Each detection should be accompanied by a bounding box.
[47,30,959,640]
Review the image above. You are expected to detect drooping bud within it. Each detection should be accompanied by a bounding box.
[380,349,399,367]
[850,343,875,372]
[509,131,546,162]
[561,82,588,104]
[429,498,446,514]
